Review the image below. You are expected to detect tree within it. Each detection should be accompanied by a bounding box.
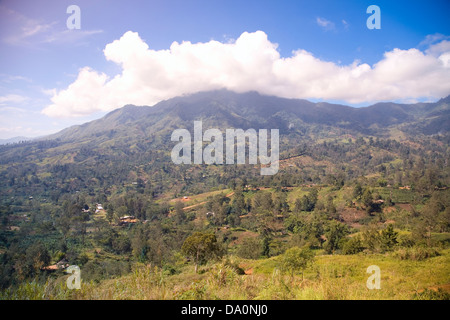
[131,225,148,262]
[272,192,288,215]
[237,237,262,259]
[116,205,128,218]
[261,235,271,257]
[377,178,387,187]
[323,221,349,254]
[16,242,51,280]
[361,188,382,214]
[280,246,315,279]
[342,236,365,254]
[294,198,303,213]
[232,186,246,215]
[361,188,373,209]
[420,198,442,246]
[362,224,381,253]
[181,232,222,273]
[106,206,114,223]
[295,189,318,212]
[380,224,398,252]
[353,183,363,200]
[305,189,318,211]
[325,195,337,217]
[252,191,273,214]
[174,200,186,224]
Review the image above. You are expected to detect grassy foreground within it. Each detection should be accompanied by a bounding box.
[3,248,449,300]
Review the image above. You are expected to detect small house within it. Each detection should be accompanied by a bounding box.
[119,215,138,226]
[41,258,70,271]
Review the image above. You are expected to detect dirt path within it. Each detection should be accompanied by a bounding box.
[182,191,235,211]
[182,201,207,211]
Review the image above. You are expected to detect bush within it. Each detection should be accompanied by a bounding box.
[162,264,178,275]
[82,260,131,282]
[53,250,66,263]
[342,237,365,255]
[173,281,206,300]
[77,252,89,266]
[279,246,315,278]
[237,237,263,259]
[413,288,450,300]
[357,216,374,225]
[380,224,398,252]
[397,233,415,248]
[182,232,223,273]
[323,221,349,254]
[394,246,440,261]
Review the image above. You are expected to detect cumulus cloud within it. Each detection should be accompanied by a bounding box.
[43,30,450,118]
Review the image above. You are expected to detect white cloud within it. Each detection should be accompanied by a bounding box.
[0,5,102,47]
[0,94,29,105]
[419,33,450,47]
[0,5,54,45]
[0,106,26,113]
[342,20,349,30]
[0,74,32,83]
[41,29,103,45]
[316,17,335,31]
[43,30,450,118]
[426,40,450,57]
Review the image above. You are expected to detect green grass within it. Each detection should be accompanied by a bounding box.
[286,187,311,207]
[6,248,448,300]
[162,188,233,207]
[375,187,416,203]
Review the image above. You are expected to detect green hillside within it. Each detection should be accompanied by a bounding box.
[0,91,449,300]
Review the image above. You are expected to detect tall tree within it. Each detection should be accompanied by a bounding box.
[323,221,349,254]
[181,232,222,273]
[380,224,398,252]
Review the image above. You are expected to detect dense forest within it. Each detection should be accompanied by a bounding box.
[0,91,449,299]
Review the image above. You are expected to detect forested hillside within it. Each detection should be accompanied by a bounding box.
[0,90,449,299]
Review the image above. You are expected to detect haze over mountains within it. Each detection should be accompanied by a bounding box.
[41,90,450,148]
[1,89,449,172]
[0,137,31,146]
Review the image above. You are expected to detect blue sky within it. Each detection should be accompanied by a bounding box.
[0,0,449,139]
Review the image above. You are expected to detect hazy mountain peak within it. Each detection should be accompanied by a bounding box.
[41,90,450,144]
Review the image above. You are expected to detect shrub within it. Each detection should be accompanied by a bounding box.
[162,264,178,276]
[394,246,440,261]
[323,221,349,254]
[182,232,223,273]
[380,224,398,252]
[237,237,262,259]
[397,233,415,248]
[413,288,450,300]
[173,281,206,300]
[279,246,315,279]
[342,236,365,255]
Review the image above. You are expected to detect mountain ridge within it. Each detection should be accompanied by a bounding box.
[42,90,450,146]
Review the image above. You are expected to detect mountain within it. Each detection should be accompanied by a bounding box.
[43,90,450,149]
[2,93,449,301]
[0,136,32,145]
[1,89,449,216]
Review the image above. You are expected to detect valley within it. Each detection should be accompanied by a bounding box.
[0,90,449,300]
